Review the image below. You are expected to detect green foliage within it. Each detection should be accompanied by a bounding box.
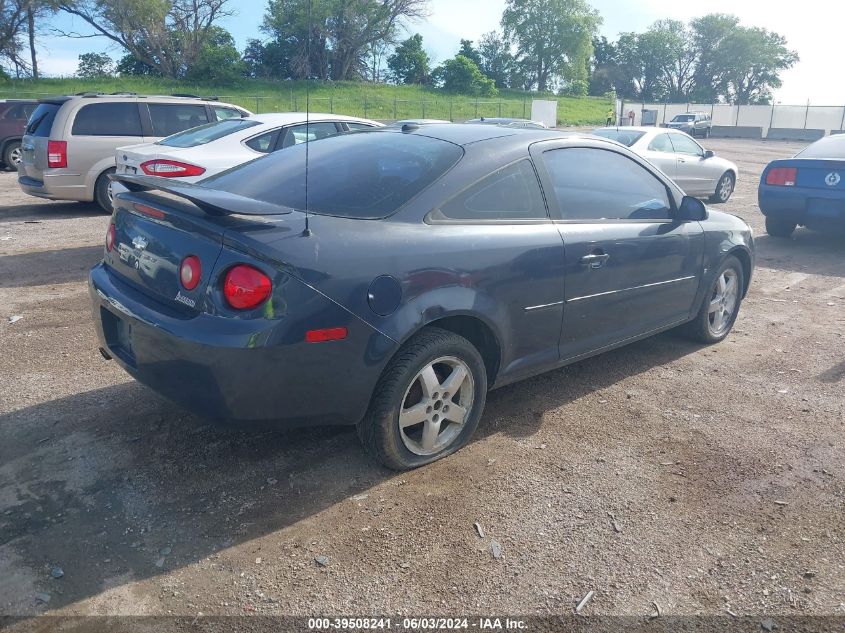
[433,55,497,97]
[478,31,513,89]
[185,27,245,84]
[387,33,430,85]
[457,39,483,69]
[501,0,601,93]
[116,54,160,77]
[0,76,612,125]
[76,52,115,78]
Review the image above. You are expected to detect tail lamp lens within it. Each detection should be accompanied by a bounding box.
[105,223,115,252]
[179,256,202,291]
[47,140,67,168]
[223,265,272,310]
[765,167,797,186]
[140,159,206,178]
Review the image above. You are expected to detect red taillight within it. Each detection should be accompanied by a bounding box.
[179,256,202,291]
[105,223,115,252]
[140,159,206,178]
[133,203,166,219]
[305,327,348,343]
[47,140,67,168]
[766,167,797,186]
[223,265,272,310]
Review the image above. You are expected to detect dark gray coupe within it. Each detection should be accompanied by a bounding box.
[90,124,754,470]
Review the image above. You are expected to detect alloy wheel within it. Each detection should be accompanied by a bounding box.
[9,145,22,167]
[708,269,739,336]
[718,175,733,202]
[399,356,474,456]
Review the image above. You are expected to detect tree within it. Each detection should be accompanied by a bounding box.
[76,51,114,78]
[457,38,482,68]
[688,13,740,103]
[0,0,30,74]
[185,26,245,84]
[501,0,601,92]
[261,0,429,81]
[116,53,160,76]
[719,27,797,104]
[57,0,233,79]
[386,33,429,84]
[432,54,496,96]
[478,31,513,89]
[635,20,696,102]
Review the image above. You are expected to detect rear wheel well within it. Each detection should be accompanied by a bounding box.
[423,316,500,385]
[729,247,752,297]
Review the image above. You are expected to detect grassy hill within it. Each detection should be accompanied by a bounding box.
[0,77,611,126]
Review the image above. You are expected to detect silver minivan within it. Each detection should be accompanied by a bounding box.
[18,94,251,211]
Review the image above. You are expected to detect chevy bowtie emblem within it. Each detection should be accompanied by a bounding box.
[825,172,841,186]
[132,236,149,250]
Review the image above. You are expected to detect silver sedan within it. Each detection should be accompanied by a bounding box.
[592,126,738,203]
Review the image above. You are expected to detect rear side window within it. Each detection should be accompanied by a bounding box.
[203,132,463,219]
[648,134,673,152]
[25,103,61,137]
[592,129,645,147]
[158,119,261,148]
[72,103,142,136]
[148,104,210,137]
[244,130,279,153]
[346,122,376,131]
[214,106,243,120]
[439,160,546,220]
[278,122,340,148]
[542,147,672,221]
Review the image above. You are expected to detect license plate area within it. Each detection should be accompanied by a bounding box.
[120,165,137,175]
[807,198,844,218]
[100,307,137,366]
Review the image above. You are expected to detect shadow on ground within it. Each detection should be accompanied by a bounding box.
[754,231,845,278]
[0,246,103,288]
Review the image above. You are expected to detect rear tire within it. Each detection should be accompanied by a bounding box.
[357,327,487,470]
[94,168,116,213]
[2,141,22,171]
[684,255,744,344]
[765,216,797,238]
[709,171,734,204]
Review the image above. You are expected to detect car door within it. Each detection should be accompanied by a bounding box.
[640,132,678,180]
[531,141,705,362]
[427,158,567,381]
[668,132,715,195]
[67,102,146,182]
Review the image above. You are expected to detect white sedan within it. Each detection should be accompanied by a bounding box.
[114,113,383,184]
[592,126,738,203]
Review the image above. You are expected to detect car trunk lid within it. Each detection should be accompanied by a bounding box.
[794,159,845,191]
[116,143,195,177]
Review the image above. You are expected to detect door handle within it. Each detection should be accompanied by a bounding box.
[580,253,610,269]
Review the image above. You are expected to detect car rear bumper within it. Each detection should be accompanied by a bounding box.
[758,186,845,229]
[18,172,92,202]
[89,262,397,425]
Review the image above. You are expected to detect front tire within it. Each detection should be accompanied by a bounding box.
[709,172,735,204]
[2,141,22,171]
[358,327,487,470]
[685,255,744,344]
[765,216,797,238]
[94,168,116,213]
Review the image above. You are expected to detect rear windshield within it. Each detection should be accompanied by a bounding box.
[159,119,261,148]
[591,129,645,147]
[202,131,463,219]
[25,103,61,137]
[672,115,695,122]
[796,136,845,159]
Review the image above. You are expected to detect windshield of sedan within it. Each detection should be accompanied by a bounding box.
[795,136,845,159]
[671,115,696,122]
[158,119,261,148]
[591,129,645,147]
[201,131,463,219]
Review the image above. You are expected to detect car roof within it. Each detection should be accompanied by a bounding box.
[393,122,561,146]
[247,112,379,125]
[594,125,666,134]
[36,94,240,106]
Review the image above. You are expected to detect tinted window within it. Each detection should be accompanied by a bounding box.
[439,160,546,220]
[1,103,35,120]
[592,129,645,147]
[672,114,695,122]
[214,106,243,120]
[244,130,279,153]
[72,103,142,136]
[278,122,340,148]
[542,148,672,221]
[148,104,209,137]
[203,132,463,219]
[346,122,376,131]
[25,103,60,137]
[158,119,261,148]
[648,133,674,152]
[669,133,703,156]
[796,136,845,159]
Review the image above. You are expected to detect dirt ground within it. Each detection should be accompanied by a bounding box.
[1,138,844,624]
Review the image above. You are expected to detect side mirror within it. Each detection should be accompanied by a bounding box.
[678,196,707,222]
[703,150,715,159]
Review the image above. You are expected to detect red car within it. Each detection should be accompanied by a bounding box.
[0,100,37,170]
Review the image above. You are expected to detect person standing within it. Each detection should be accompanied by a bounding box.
[628,109,636,126]
[606,108,615,126]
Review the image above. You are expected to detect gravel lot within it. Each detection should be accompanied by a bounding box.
[1,138,844,623]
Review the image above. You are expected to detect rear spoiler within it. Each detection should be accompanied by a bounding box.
[110,173,293,216]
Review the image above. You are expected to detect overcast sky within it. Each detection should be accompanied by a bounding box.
[36,0,843,105]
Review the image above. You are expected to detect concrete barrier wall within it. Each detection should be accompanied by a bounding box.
[710,125,763,139]
[766,128,826,141]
